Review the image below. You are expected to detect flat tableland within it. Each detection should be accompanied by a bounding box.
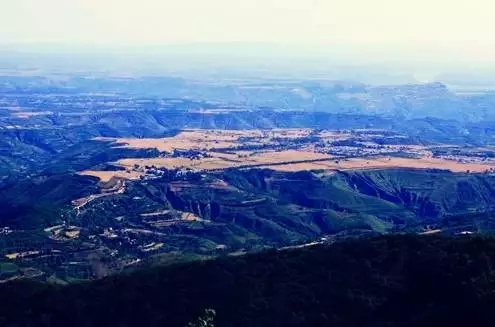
[80,129,495,181]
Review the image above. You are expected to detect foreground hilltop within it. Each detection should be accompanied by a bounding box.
[1,235,495,326]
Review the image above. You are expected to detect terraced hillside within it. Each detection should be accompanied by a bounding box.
[2,167,495,281]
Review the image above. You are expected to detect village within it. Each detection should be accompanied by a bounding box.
[80,128,495,182]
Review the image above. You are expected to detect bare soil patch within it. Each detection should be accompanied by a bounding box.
[81,129,495,181]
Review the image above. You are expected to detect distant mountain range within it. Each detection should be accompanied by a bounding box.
[2,75,495,122]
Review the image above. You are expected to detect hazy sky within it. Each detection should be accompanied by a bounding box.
[1,0,494,63]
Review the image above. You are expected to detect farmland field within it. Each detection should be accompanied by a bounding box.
[80,129,495,181]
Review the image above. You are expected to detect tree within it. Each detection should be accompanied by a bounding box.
[186,309,216,327]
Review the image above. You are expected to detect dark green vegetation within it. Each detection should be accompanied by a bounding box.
[3,75,495,282]
[2,235,495,326]
[3,167,495,281]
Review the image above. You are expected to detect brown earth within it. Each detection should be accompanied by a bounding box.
[81,129,495,181]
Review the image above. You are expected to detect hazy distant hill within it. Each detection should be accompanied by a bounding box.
[2,75,495,122]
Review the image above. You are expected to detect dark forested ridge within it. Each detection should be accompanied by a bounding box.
[1,235,495,327]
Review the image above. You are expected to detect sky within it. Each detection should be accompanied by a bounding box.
[1,0,495,65]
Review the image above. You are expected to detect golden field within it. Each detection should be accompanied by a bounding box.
[79,129,495,181]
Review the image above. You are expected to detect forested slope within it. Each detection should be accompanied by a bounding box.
[2,235,495,327]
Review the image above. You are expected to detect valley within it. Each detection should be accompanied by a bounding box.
[4,4,495,326]
[4,166,495,282]
[2,75,495,283]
